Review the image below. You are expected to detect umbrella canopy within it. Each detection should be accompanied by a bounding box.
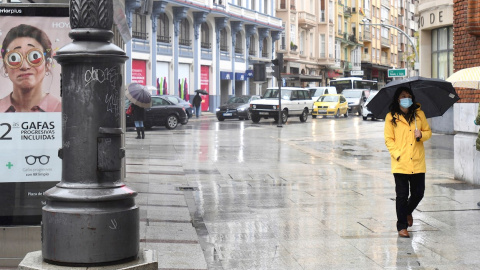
[446,66,480,89]
[195,89,209,95]
[125,83,152,108]
[367,76,460,119]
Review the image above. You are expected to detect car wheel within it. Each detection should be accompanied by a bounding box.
[312,115,317,119]
[281,110,288,124]
[251,114,261,123]
[335,110,340,118]
[165,115,179,129]
[246,110,252,120]
[300,109,308,122]
[344,109,348,118]
[217,116,225,121]
[239,117,244,120]
[362,116,367,120]
[371,116,376,121]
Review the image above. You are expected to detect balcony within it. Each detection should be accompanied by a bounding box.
[344,6,351,17]
[201,42,211,49]
[157,35,171,43]
[363,31,372,41]
[381,56,389,66]
[348,34,358,43]
[362,53,371,62]
[381,37,390,48]
[298,11,316,29]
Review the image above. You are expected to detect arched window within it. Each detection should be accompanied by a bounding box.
[220,28,228,52]
[262,38,268,57]
[133,11,147,39]
[179,18,191,46]
[235,32,243,53]
[157,14,170,43]
[201,23,210,49]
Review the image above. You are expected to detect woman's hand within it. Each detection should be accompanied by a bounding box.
[414,129,422,141]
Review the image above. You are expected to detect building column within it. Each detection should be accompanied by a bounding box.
[151,1,168,91]
[231,21,243,97]
[173,7,189,96]
[193,12,208,95]
[215,17,228,112]
[125,0,141,84]
[245,24,257,95]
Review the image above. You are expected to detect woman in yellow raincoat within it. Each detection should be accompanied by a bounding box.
[384,86,432,238]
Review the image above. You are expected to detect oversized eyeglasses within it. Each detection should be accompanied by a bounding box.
[25,155,50,165]
[4,48,45,69]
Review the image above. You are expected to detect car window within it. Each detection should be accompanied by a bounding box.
[340,96,346,103]
[290,90,298,100]
[166,96,179,104]
[342,90,362,98]
[319,95,339,102]
[264,89,279,98]
[298,90,307,100]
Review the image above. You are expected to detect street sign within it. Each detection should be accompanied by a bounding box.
[388,68,407,77]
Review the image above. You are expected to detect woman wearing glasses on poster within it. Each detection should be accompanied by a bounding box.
[0,24,61,112]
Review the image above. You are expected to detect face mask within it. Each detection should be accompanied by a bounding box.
[399,98,413,109]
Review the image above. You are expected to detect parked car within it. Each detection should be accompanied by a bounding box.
[308,86,337,102]
[160,95,194,118]
[126,96,188,130]
[312,94,348,118]
[341,89,369,115]
[250,87,313,123]
[216,95,261,121]
[362,90,379,120]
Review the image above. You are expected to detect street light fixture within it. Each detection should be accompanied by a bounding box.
[360,17,419,76]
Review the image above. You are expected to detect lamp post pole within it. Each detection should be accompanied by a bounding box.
[360,19,419,76]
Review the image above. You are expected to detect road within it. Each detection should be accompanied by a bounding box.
[125,113,480,270]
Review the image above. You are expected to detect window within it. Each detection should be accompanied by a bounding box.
[238,0,242,6]
[431,26,454,80]
[280,0,286,9]
[249,36,256,55]
[320,0,326,22]
[133,11,147,39]
[179,18,191,46]
[157,14,169,43]
[338,15,342,33]
[320,34,326,58]
[235,32,243,53]
[262,38,268,57]
[329,0,334,22]
[329,34,334,58]
[281,23,286,50]
[220,28,228,52]
[300,31,305,54]
[310,33,314,57]
[201,23,210,49]
[264,0,268,13]
[251,0,256,10]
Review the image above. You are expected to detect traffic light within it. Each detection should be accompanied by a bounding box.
[271,53,283,80]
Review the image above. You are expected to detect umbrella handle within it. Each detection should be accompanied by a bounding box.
[415,117,420,142]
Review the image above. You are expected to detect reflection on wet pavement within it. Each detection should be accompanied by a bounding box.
[126,115,480,270]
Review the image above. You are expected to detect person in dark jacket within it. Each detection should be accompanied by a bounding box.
[132,103,145,139]
[193,92,202,118]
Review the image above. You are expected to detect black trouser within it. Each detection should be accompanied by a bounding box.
[394,173,425,231]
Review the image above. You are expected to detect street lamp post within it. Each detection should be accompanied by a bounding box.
[360,18,419,76]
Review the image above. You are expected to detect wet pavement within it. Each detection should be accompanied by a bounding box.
[125,113,480,270]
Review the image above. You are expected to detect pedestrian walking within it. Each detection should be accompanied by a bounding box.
[193,92,202,118]
[384,86,432,238]
[132,103,145,139]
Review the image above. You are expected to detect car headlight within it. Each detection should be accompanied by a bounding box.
[330,105,336,109]
[216,108,220,111]
[251,105,256,109]
[238,107,245,111]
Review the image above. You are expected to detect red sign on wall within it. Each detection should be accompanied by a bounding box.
[200,66,210,111]
[132,60,146,85]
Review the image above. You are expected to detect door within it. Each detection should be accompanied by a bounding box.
[147,97,168,126]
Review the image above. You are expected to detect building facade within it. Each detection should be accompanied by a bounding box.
[124,0,283,112]
[450,0,480,184]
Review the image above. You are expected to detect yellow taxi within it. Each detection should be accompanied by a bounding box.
[312,94,349,118]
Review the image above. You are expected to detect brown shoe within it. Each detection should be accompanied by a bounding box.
[407,215,413,227]
[398,229,410,238]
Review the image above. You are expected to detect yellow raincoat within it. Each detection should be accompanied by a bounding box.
[384,105,432,174]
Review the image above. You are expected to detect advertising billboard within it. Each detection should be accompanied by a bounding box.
[0,5,69,225]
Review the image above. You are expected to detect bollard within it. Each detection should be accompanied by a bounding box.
[42,0,139,265]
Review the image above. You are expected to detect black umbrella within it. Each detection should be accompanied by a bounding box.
[367,76,460,119]
[195,89,209,95]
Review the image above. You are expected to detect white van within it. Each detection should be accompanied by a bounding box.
[308,87,337,102]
